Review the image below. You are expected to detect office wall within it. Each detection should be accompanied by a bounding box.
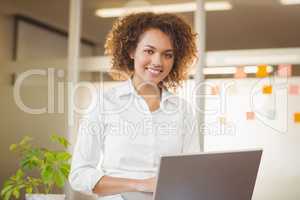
[16,20,94,60]
[0,14,13,61]
[0,56,100,199]
[0,14,95,192]
[0,13,95,62]
[0,61,68,193]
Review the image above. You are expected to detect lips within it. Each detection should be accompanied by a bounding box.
[146,67,163,75]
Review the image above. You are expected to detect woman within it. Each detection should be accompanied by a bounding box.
[69,12,199,199]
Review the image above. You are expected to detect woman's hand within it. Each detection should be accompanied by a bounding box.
[135,177,157,193]
[92,176,157,196]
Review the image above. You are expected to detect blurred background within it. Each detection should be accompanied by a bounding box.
[0,0,299,199]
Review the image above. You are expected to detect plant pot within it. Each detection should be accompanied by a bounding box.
[25,194,66,200]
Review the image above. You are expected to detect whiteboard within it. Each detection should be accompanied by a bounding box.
[178,77,300,200]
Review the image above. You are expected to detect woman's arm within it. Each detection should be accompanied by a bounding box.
[92,176,156,196]
[69,114,106,194]
[68,114,156,196]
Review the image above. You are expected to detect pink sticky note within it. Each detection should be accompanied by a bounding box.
[277,64,292,77]
[289,85,299,95]
[246,112,255,120]
[234,67,246,79]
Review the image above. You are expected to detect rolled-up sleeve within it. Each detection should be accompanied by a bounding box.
[182,103,201,153]
[69,114,106,194]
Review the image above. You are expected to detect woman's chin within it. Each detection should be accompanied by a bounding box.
[144,78,161,85]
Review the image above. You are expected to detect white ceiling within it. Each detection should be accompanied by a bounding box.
[1,0,300,53]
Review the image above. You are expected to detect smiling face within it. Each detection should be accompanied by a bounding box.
[130,28,174,86]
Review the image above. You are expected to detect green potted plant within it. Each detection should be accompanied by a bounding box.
[1,134,71,200]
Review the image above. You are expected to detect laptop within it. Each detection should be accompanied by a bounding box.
[122,149,262,200]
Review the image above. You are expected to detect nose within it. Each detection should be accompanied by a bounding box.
[151,53,162,67]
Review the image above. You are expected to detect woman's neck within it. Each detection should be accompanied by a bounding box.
[132,75,161,101]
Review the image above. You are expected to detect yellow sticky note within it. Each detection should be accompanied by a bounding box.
[294,113,300,123]
[219,116,226,124]
[256,65,268,78]
[263,85,272,94]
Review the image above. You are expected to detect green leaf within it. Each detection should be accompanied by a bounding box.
[19,136,33,146]
[26,177,42,193]
[3,179,13,187]
[12,189,20,199]
[50,134,70,148]
[3,189,12,200]
[25,186,33,194]
[59,163,70,177]
[53,171,65,188]
[56,152,71,161]
[15,169,24,180]
[41,165,54,183]
[44,151,56,163]
[21,148,42,170]
[9,144,17,151]
[1,185,13,197]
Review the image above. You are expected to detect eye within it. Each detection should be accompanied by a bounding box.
[144,49,154,55]
[164,53,174,59]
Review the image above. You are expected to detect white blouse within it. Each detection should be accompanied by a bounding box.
[69,79,200,199]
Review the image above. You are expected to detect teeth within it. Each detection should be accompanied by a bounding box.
[147,68,161,74]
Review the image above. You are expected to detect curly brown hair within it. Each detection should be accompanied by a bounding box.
[104,12,197,91]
